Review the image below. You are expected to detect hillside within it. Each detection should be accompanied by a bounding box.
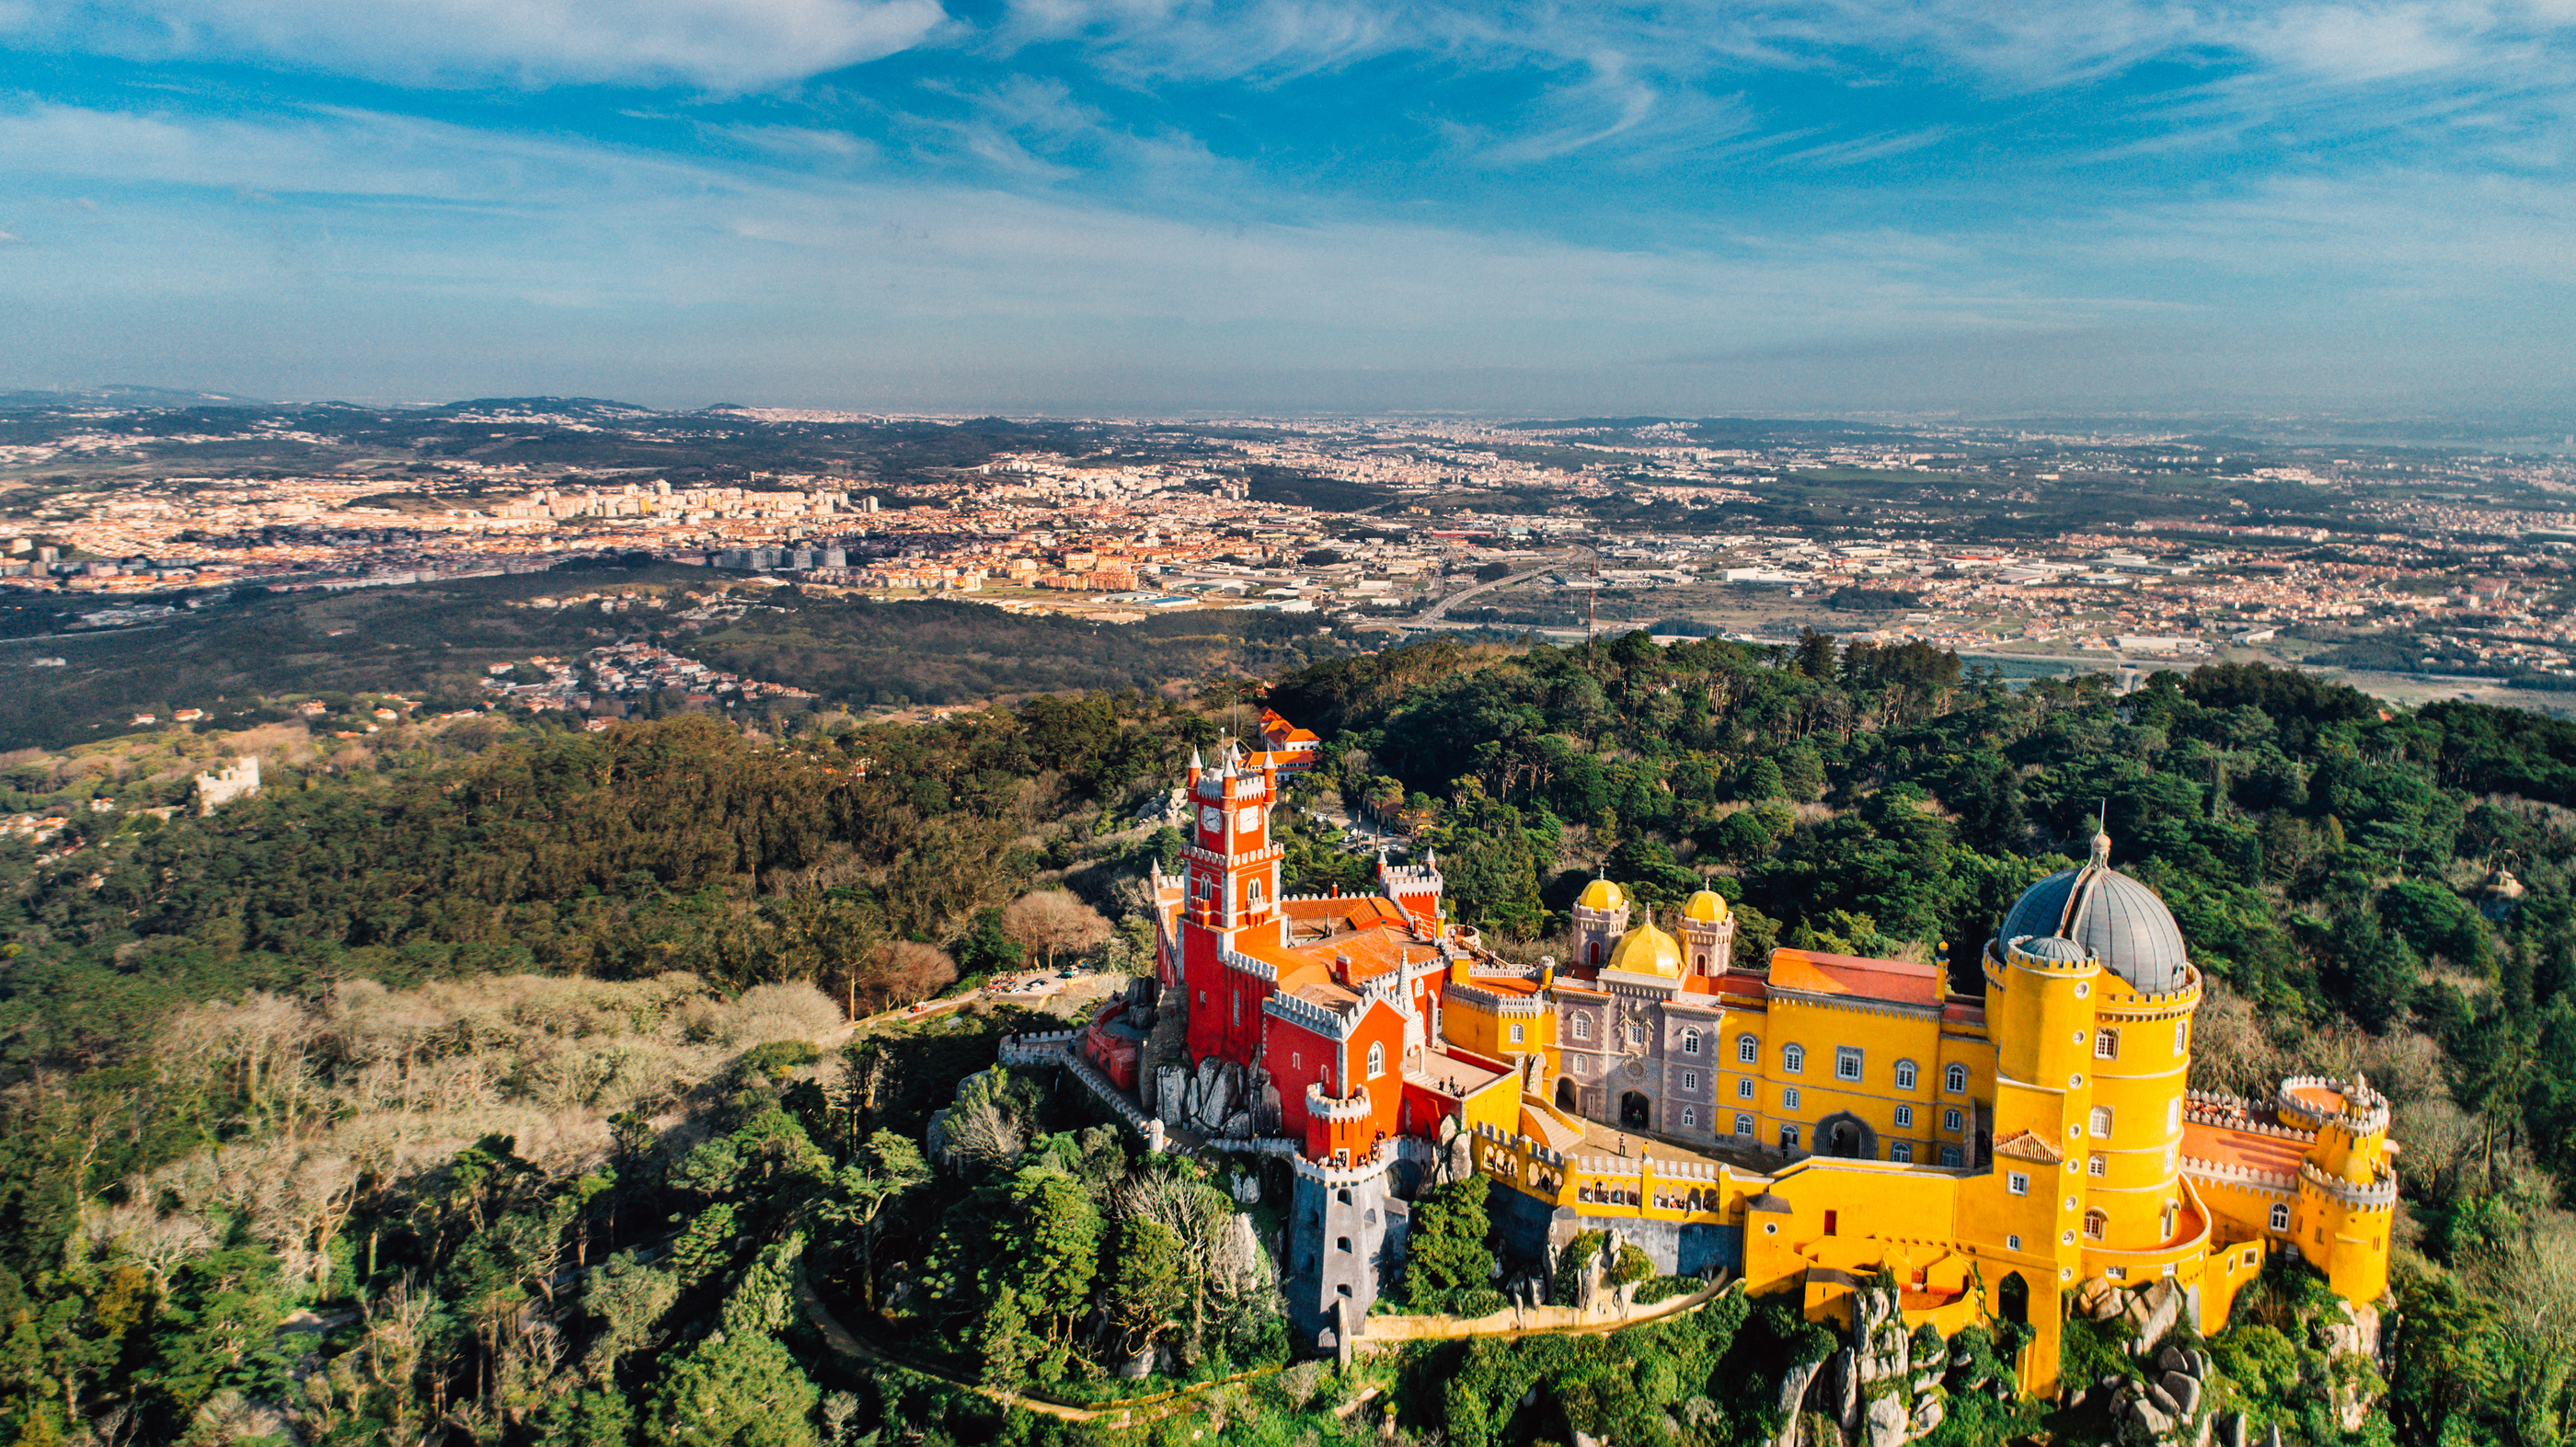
[0,644,2571,1447]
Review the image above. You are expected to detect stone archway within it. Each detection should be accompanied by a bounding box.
[1556,1077,1579,1112]
[1816,1109,1878,1160]
[1619,1091,1651,1130]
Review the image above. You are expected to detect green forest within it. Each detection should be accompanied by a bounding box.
[5,632,2576,1447]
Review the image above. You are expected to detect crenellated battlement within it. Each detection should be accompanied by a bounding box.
[2298,1159,2398,1210]
[1307,1083,1374,1121]
[2179,1153,2298,1192]
[1265,987,1354,1039]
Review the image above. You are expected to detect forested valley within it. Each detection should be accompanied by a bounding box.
[6,631,2576,1447]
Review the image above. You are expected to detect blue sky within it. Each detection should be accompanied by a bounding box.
[1,0,2570,414]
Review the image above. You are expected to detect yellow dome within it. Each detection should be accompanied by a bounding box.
[1604,920,1684,978]
[1681,889,1731,924]
[1576,878,1627,911]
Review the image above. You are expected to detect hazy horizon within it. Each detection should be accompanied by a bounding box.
[4,0,2571,417]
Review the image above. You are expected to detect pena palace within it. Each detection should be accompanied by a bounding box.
[1069,709,2393,1393]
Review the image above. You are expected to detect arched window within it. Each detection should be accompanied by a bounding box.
[1509,1023,1525,1044]
[2088,1154,2107,1177]
[1587,941,1602,966]
[2269,1202,2291,1232]
[1783,1043,1806,1074]
[1894,1059,1918,1090]
[1681,1028,1701,1055]
[1737,1034,1758,1063]
[1944,1062,1969,1093]
[2094,1028,2119,1060]
[2084,1209,2107,1241]
[1694,952,1708,970]
[1367,1042,1385,1077]
[2090,1106,2114,1138]
[1571,1015,1592,1041]
[1248,879,1265,907]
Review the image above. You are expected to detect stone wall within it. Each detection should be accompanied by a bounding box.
[1484,1176,1739,1280]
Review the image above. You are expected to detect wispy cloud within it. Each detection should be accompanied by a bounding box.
[0,0,955,90]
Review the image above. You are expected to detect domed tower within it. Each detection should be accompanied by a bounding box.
[1994,831,2201,1256]
[1675,889,1735,977]
[1572,878,1630,970]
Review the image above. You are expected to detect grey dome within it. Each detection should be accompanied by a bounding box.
[2008,935,2090,966]
[1997,848,2191,993]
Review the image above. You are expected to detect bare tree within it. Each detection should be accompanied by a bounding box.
[1000,890,1112,972]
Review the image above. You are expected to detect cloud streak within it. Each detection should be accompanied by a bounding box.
[1,0,954,89]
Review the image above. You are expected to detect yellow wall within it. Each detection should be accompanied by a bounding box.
[1441,982,1554,1069]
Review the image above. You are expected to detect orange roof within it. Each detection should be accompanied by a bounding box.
[1994,1129,2063,1164]
[1282,895,1412,933]
[1459,972,1542,996]
[1766,948,1943,1006]
[2182,1120,2309,1177]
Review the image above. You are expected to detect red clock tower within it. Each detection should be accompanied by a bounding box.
[1180,745,1286,1062]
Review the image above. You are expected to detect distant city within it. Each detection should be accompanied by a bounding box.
[7,396,2576,712]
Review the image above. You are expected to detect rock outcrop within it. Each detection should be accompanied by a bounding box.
[1770,1274,2007,1447]
[2099,1344,2222,1447]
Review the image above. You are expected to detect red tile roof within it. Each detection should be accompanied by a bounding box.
[1766,948,1944,1006]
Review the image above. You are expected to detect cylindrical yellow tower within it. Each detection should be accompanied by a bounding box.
[2283,1075,2396,1303]
[2085,969,2200,1248]
[1989,935,2099,1091]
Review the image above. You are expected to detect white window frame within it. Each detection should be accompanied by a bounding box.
[1368,1042,1384,1077]
[2176,1020,2189,1053]
[1509,1023,1524,1044]
[2095,1028,2119,1061]
[1940,1145,1962,1167]
[1783,1043,1805,1074]
[1893,1059,1918,1091]
[1780,1124,1801,1152]
[1572,1015,1591,1041]
[1681,1107,1696,1129]
[1945,1062,1969,1093]
[1735,1112,1756,1137]
[1892,1104,1914,1129]
[1681,1028,1701,1055]
[1783,1086,1801,1110]
[1736,1033,1758,1063]
[1943,1107,1964,1132]
[1891,1143,1913,1164]
[1681,1070,1698,1091]
[1834,1046,1863,1082]
[2269,1202,2291,1232]
[2088,1154,2107,1177]
[1737,1077,1754,1099]
[2091,1106,2114,1139]
[2007,1171,2030,1196]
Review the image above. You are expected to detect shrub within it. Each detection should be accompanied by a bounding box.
[716,982,844,1044]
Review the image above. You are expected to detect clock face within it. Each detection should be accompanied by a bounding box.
[1236,806,1259,833]
[1200,806,1223,834]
